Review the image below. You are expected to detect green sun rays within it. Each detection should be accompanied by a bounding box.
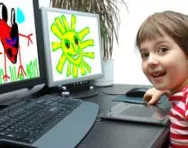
[51,14,95,78]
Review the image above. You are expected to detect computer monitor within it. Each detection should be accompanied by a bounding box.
[0,0,45,95]
[41,7,103,97]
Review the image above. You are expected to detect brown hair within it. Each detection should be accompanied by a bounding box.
[136,11,188,55]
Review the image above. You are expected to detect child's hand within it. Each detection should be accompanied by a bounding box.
[143,88,170,105]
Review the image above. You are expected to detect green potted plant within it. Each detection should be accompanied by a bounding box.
[50,0,128,86]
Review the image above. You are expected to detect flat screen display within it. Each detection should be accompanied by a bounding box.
[41,7,103,87]
[0,0,40,83]
[0,0,44,94]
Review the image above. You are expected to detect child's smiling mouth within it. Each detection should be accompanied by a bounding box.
[149,71,167,83]
[151,71,166,78]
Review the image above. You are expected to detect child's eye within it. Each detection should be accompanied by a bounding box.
[158,47,168,54]
[140,52,149,59]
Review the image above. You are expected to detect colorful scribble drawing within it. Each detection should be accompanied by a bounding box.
[51,14,95,78]
[0,3,33,81]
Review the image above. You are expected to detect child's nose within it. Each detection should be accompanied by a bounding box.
[148,54,159,67]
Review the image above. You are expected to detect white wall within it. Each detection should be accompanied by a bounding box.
[39,0,50,7]
[39,0,188,85]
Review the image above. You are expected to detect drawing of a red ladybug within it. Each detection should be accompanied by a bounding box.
[0,3,33,81]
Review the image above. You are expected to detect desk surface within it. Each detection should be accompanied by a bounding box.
[77,84,170,148]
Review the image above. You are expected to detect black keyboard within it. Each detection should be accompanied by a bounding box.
[0,95,82,144]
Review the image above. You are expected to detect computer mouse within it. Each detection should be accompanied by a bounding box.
[125,87,148,98]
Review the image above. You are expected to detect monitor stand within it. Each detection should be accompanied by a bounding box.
[61,81,99,99]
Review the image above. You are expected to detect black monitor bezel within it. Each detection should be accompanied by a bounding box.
[0,0,46,94]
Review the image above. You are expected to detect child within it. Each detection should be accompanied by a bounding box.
[136,11,188,148]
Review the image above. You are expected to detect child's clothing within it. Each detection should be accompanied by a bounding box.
[168,86,188,148]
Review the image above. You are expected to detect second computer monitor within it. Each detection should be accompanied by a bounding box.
[0,0,45,95]
[41,7,103,88]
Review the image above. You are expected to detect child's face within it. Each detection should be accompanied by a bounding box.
[139,34,188,93]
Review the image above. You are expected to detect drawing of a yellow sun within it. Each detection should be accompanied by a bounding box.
[51,14,95,78]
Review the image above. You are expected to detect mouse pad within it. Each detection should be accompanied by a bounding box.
[112,95,145,104]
